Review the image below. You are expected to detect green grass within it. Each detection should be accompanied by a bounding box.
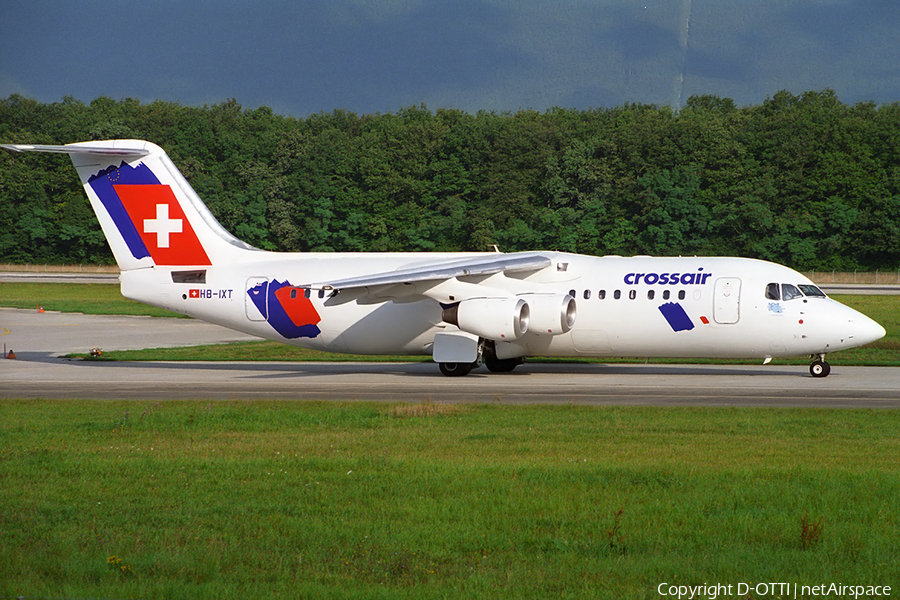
[1,401,897,599]
[2,283,898,365]
[0,282,183,317]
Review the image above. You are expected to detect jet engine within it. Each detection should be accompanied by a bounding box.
[442,297,530,340]
[518,293,577,335]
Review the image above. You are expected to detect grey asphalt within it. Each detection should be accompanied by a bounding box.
[1,308,897,407]
[0,307,258,360]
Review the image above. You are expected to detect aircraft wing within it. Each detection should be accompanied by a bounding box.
[310,251,553,305]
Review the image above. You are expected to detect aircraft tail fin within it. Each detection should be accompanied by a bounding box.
[1,140,258,271]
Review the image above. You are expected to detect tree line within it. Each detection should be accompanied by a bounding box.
[1,90,899,270]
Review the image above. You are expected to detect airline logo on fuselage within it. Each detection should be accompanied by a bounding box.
[624,269,711,286]
[247,279,321,339]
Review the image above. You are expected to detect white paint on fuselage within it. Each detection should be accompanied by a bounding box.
[122,252,885,361]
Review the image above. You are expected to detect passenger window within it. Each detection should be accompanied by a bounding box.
[782,284,803,301]
[614,290,621,300]
[304,288,311,299]
[663,290,670,300]
[290,288,297,299]
[647,290,655,300]
[598,290,606,300]
[678,290,685,300]
[569,289,576,299]
[584,290,591,300]
[766,283,780,300]
[318,289,326,299]
[798,284,827,298]
[629,290,637,300]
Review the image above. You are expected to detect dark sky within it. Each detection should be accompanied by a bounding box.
[2,0,898,117]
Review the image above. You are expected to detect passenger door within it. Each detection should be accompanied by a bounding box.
[245,277,268,321]
[713,277,741,324]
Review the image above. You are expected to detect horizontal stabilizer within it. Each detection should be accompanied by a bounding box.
[1,143,151,157]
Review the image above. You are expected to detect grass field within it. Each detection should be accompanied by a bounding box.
[1,401,898,599]
[2,283,898,597]
[0,281,183,318]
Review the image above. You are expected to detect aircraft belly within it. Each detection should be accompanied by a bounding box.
[570,329,613,355]
[571,302,773,359]
[324,301,442,355]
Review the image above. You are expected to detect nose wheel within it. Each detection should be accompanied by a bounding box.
[809,354,831,378]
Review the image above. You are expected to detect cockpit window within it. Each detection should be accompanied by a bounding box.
[765,283,780,300]
[798,284,827,298]
[782,284,804,301]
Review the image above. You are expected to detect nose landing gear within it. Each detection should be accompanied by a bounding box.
[809,354,831,378]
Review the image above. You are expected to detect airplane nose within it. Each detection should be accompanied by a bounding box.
[849,314,886,346]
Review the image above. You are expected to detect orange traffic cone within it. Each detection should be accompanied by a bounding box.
[5,349,16,359]
[37,305,44,313]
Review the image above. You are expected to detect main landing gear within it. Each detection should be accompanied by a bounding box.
[438,361,474,377]
[809,354,831,378]
[438,356,526,376]
[437,342,526,377]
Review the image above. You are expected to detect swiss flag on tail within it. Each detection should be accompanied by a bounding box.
[114,184,211,266]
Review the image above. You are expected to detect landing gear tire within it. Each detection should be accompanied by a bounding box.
[809,359,831,378]
[485,356,524,373]
[482,340,525,373]
[485,359,518,373]
[439,362,474,377]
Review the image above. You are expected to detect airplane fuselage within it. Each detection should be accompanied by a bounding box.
[122,252,879,362]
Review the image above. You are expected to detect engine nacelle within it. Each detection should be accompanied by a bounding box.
[518,293,576,335]
[443,297,530,340]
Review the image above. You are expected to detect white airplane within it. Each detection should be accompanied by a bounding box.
[2,140,886,377]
